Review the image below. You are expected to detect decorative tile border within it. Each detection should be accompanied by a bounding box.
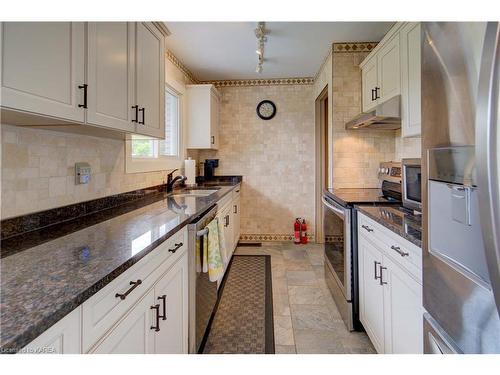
[332,42,378,53]
[201,77,315,88]
[166,50,199,83]
[239,233,315,242]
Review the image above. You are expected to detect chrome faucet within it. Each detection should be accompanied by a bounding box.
[166,169,187,193]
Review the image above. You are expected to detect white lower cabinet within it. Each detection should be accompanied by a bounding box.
[382,255,423,354]
[91,289,156,354]
[358,238,385,353]
[152,252,188,354]
[92,252,188,354]
[21,306,81,354]
[358,212,423,354]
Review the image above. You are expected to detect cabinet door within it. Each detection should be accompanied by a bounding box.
[377,34,401,102]
[153,253,189,354]
[232,196,241,246]
[0,22,85,122]
[223,205,234,256]
[86,22,135,132]
[361,56,378,112]
[382,255,423,354]
[400,22,421,137]
[358,235,385,353]
[22,307,81,354]
[135,22,165,138]
[209,90,220,149]
[91,289,155,354]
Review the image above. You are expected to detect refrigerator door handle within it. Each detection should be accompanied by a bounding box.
[476,22,500,313]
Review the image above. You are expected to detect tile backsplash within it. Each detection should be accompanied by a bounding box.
[0,124,169,219]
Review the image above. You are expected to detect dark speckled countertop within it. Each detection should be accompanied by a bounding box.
[0,180,240,353]
[355,205,422,247]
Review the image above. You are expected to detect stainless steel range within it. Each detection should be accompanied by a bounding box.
[322,162,401,331]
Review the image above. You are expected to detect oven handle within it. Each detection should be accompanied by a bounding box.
[322,196,346,218]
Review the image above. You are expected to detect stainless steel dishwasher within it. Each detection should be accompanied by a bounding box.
[188,204,218,353]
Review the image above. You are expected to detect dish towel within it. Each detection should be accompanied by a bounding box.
[217,217,229,266]
[206,218,224,282]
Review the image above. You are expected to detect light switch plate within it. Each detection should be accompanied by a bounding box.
[75,162,91,185]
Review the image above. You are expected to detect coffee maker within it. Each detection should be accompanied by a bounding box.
[203,159,219,181]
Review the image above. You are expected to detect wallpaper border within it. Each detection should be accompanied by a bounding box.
[332,42,378,53]
[166,50,199,83]
[200,77,315,88]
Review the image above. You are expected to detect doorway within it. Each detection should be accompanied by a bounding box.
[315,85,330,243]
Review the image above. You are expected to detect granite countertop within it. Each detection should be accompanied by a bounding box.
[355,205,422,247]
[0,178,241,352]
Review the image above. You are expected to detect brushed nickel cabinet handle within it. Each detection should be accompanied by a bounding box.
[391,245,409,257]
[150,304,160,332]
[168,242,183,253]
[115,279,142,300]
[374,261,381,280]
[379,266,388,285]
[158,295,167,320]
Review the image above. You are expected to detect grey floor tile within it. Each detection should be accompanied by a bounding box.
[288,286,325,305]
[283,259,314,271]
[282,249,308,261]
[275,345,297,354]
[290,304,339,331]
[286,270,317,285]
[294,329,345,354]
[273,291,291,316]
[273,315,295,346]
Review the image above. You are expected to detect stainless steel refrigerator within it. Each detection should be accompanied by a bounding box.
[422,22,500,353]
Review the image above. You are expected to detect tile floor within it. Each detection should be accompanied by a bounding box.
[234,242,376,354]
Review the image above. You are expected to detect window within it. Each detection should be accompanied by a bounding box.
[126,82,185,173]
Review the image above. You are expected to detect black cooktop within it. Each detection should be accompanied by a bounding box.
[324,188,401,207]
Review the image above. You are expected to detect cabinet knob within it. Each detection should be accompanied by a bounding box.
[211,135,215,145]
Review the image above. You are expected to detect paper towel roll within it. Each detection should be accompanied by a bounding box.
[185,157,196,186]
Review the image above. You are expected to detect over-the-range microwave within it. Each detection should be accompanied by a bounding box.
[402,158,422,211]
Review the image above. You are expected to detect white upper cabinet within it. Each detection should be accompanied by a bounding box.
[360,22,422,137]
[186,84,220,149]
[1,22,166,138]
[361,55,379,112]
[86,22,135,132]
[377,33,400,102]
[400,22,422,137]
[0,22,85,122]
[135,22,165,139]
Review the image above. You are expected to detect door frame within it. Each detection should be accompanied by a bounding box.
[315,85,329,243]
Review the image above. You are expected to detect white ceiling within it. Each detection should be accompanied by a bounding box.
[165,22,394,80]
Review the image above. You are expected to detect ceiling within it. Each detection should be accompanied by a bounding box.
[164,22,394,81]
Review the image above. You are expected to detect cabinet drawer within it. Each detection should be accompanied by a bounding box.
[82,228,187,352]
[358,213,421,283]
[232,184,241,200]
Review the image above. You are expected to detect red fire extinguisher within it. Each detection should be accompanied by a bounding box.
[294,218,301,245]
[300,219,308,244]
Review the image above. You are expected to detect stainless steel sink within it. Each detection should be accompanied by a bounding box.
[171,189,218,198]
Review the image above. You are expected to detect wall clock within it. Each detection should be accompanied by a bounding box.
[256,100,277,120]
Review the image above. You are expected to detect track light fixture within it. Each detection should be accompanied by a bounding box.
[254,22,267,74]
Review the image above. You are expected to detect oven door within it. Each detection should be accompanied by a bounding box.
[322,195,352,300]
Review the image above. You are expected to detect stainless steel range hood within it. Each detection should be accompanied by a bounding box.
[345,95,401,130]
